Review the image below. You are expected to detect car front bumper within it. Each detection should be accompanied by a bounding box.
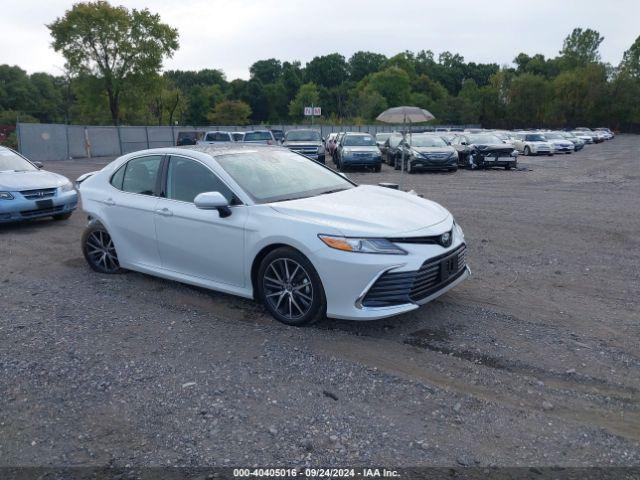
[409,157,457,170]
[0,190,77,223]
[342,155,382,167]
[311,231,469,320]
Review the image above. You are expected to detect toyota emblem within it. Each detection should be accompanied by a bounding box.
[440,231,452,247]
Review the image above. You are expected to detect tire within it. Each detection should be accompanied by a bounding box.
[374,164,381,173]
[524,146,531,156]
[257,247,326,326]
[53,212,72,221]
[449,167,458,172]
[82,222,123,274]
[505,165,512,170]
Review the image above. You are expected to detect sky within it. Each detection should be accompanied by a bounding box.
[2,0,639,80]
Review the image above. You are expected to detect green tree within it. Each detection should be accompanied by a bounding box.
[620,35,640,78]
[507,73,550,128]
[48,1,178,124]
[305,54,348,88]
[207,100,251,125]
[288,82,320,119]
[348,51,387,82]
[559,28,604,69]
[249,58,282,84]
[361,67,411,107]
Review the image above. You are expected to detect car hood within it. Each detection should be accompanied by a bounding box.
[284,141,322,147]
[341,146,380,153]
[549,139,573,146]
[0,170,69,191]
[471,143,514,153]
[411,147,454,155]
[270,185,451,237]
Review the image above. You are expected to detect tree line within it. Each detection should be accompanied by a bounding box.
[1,1,639,138]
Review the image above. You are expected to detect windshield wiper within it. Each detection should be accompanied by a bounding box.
[319,188,349,195]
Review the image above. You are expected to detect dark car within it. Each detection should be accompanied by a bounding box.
[397,134,459,173]
[176,131,200,146]
[451,133,518,170]
[282,129,325,163]
[270,129,285,143]
[336,133,382,171]
[383,134,405,167]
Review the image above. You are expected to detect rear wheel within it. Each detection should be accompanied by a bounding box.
[258,247,325,326]
[524,146,531,156]
[82,223,123,274]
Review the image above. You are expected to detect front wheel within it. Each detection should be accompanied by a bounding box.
[82,223,123,274]
[524,146,531,156]
[258,247,326,326]
[374,164,381,173]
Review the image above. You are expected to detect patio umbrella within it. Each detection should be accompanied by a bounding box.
[376,106,435,186]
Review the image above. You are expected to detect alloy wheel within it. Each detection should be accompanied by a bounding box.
[262,258,314,321]
[86,230,120,272]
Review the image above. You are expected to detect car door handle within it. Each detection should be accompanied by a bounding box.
[155,208,173,217]
[104,198,115,206]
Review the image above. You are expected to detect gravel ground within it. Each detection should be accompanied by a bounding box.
[0,135,639,467]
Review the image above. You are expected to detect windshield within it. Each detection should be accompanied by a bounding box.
[525,134,546,141]
[215,149,353,203]
[376,133,392,142]
[244,131,272,141]
[343,135,376,146]
[468,134,501,144]
[285,130,321,142]
[544,132,563,139]
[410,136,447,147]
[0,149,37,172]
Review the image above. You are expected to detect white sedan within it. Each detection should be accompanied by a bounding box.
[77,145,469,326]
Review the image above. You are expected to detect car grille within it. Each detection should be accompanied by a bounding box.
[20,205,64,218]
[20,188,57,200]
[388,230,452,246]
[361,244,467,308]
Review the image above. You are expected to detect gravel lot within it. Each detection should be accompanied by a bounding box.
[1,135,639,468]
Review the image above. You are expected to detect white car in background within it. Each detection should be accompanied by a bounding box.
[512,132,554,156]
[197,131,235,144]
[77,145,468,326]
[542,132,575,154]
[571,131,595,144]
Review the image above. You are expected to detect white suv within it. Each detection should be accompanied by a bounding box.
[512,132,554,156]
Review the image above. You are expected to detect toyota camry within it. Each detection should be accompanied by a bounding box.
[77,145,469,326]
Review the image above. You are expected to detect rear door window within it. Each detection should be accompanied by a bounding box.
[120,155,162,195]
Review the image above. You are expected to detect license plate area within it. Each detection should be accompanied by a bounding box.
[36,199,54,209]
[440,255,459,281]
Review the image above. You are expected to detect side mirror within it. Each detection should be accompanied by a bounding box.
[33,161,44,169]
[194,191,232,218]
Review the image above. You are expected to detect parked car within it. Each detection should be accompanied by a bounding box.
[375,132,393,148]
[198,131,234,144]
[451,133,518,169]
[332,132,346,164]
[270,129,285,144]
[595,127,614,139]
[397,134,459,173]
[176,131,200,146]
[76,144,468,325]
[574,128,604,143]
[542,132,575,154]
[242,130,276,145]
[0,146,77,223]
[511,132,554,156]
[231,132,245,142]
[336,133,382,171]
[282,129,325,163]
[558,132,585,151]
[383,134,405,167]
[571,130,595,144]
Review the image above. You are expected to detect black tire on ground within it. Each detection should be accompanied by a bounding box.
[257,247,326,326]
[53,212,72,221]
[505,165,512,170]
[374,164,381,173]
[449,167,458,172]
[81,222,123,274]
[524,146,531,156]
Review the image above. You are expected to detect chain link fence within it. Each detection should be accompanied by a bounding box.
[17,123,480,161]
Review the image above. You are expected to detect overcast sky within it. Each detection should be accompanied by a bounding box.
[2,0,639,79]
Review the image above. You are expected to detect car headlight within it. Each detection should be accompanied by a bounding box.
[449,151,458,159]
[318,235,407,255]
[0,192,14,200]
[59,180,75,192]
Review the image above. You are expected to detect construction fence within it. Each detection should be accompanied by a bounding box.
[16,123,479,161]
